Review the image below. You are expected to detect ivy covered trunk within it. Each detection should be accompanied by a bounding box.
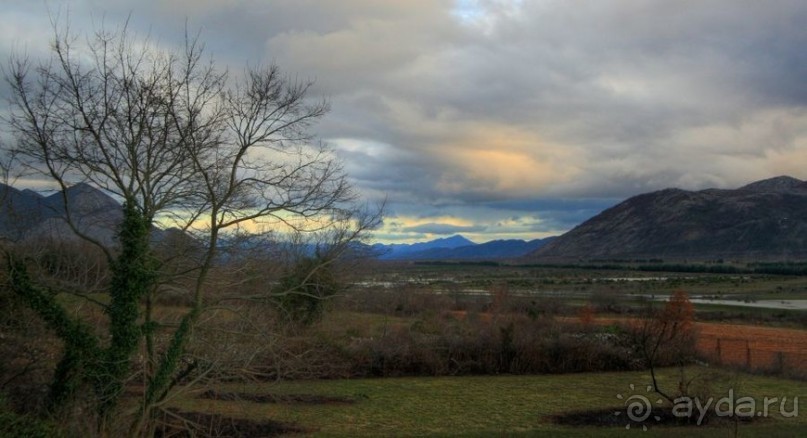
[6,201,156,431]
[100,201,157,419]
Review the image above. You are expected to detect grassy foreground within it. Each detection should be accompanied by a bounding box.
[172,367,806,437]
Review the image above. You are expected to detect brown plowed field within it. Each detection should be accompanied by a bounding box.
[590,316,807,374]
[694,322,807,373]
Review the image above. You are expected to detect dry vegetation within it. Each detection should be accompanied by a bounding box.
[4,253,807,436]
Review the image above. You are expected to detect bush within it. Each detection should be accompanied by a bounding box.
[0,397,62,438]
[274,257,342,325]
[0,274,55,415]
[251,312,644,379]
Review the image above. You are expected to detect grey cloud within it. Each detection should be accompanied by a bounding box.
[402,223,487,235]
[3,0,807,242]
[483,198,618,230]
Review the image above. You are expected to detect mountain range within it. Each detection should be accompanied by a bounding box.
[0,183,551,261]
[529,176,807,261]
[5,175,807,261]
[0,182,123,246]
[372,235,556,261]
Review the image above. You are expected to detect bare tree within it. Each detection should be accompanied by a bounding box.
[3,17,378,435]
[629,290,697,403]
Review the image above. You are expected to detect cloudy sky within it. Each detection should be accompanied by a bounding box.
[2,0,806,243]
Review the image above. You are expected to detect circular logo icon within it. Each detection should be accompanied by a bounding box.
[615,384,663,431]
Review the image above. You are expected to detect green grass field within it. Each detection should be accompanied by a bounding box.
[172,366,806,437]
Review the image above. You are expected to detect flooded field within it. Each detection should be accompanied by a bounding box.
[689,298,807,310]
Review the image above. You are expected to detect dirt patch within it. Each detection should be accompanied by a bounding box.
[552,406,761,429]
[200,389,358,405]
[155,409,306,437]
[446,310,493,322]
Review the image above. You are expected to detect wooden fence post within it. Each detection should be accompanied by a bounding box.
[746,340,751,368]
[716,338,722,363]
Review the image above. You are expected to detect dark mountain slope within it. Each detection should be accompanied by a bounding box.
[0,183,49,239]
[372,235,476,259]
[398,237,556,260]
[1,182,123,245]
[530,176,807,261]
[371,236,556,261]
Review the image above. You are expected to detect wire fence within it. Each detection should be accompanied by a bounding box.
[697,336,807,379]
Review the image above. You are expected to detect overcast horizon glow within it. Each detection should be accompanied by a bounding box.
[2,1,805,244]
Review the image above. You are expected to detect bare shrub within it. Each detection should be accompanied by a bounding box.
[0,285,55,414]
[266,311,644,379]
[628,290,698,402]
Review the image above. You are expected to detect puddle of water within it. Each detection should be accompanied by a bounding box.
[688,298,807,310]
